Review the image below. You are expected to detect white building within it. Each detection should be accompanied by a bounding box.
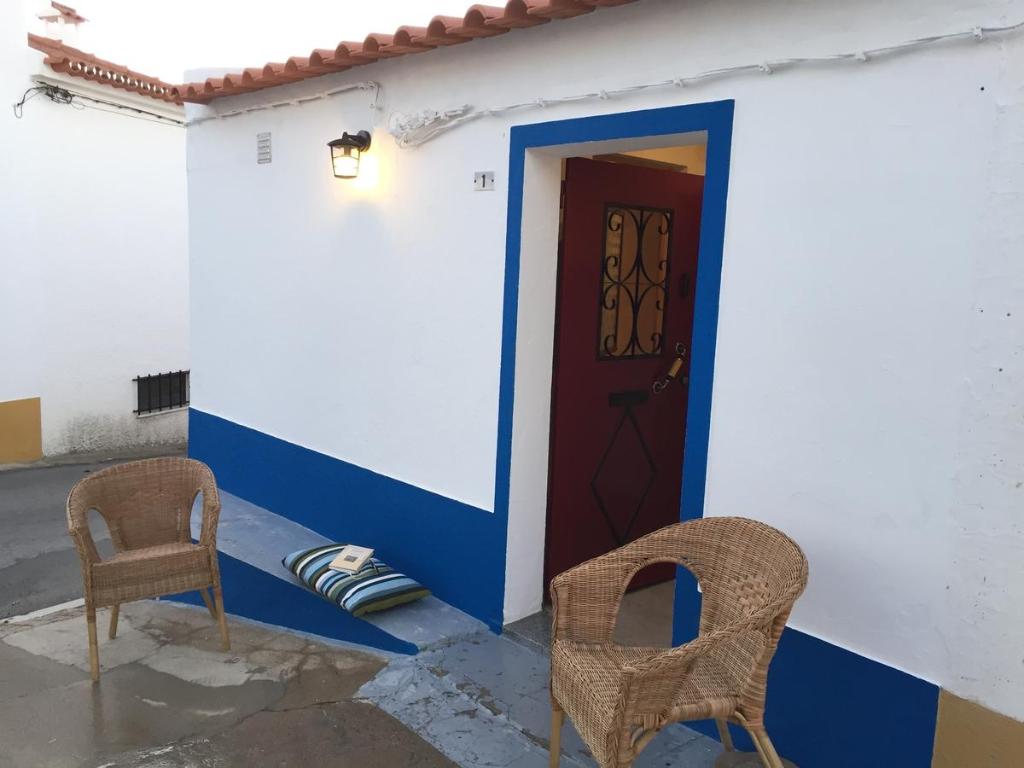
[0,1,188,462]
[30,0,1024,765]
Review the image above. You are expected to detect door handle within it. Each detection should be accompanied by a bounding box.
[652,343,687,394]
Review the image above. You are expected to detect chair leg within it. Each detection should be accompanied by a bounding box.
[715,719,735,751]
[213,585,230,651]
[108,603,120,639]
[198,588,217,619]
[86,604,100,682]
[549,703,564,768]
[747,727,785,768]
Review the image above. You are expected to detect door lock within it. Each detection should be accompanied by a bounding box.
[652,343,688,394]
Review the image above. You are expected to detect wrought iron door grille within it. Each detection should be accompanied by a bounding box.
[598,204,673,359]
[134,370,189,415]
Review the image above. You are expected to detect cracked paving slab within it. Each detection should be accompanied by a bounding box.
[0,600,454,768]
[358,631,723,768]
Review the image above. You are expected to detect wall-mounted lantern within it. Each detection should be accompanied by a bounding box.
[328,130,371,179]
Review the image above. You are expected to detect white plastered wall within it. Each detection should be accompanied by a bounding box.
[0,1,189,456]
[186,0,1024,720]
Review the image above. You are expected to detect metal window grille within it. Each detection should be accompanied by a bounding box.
[134,370,189,415]
[598,204,673,359]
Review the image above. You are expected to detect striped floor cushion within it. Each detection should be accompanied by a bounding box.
[282,544,430,617]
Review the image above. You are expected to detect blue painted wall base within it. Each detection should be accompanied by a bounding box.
[189,409,506,632]
[166,547,418,656]
[675,594,939,767]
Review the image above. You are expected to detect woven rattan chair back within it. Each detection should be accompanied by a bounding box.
[649,517,804,634]
[642,518,806,713]
[67,457,212,552]
[548,516,807,768]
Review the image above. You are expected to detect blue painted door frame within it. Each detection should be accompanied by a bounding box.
[494,100,734,636]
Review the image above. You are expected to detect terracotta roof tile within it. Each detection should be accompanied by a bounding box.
[29,0,639,105]
[414,17,475,46]
[27,33,181,103]
[178,0,640,103]
[447,7,511,37]
[39,2,87,25]
[486,2,551,30]
[307,50,349,73]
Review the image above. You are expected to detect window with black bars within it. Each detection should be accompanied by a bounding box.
[134,370,189,415]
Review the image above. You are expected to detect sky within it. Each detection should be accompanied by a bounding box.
[46,0,473,82]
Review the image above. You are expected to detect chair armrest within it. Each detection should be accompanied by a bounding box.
[626,624,744,676]
[197,472,222,549]
[621,613,773,724]
[550,538,663,643]
[550,561,626,644]
[66,493,101,566]
[68,524,101,566]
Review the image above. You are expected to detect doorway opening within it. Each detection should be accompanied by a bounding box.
[541,143,706,646]
[499,102,733,643]
[504,138,713,650]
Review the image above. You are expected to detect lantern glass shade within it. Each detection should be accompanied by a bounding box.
[331,145,360,178]
[328,131,371,179]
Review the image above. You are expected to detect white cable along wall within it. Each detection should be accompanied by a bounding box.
[185,18,1024,146]
[187,81,382,126]
[388,19,1023,146]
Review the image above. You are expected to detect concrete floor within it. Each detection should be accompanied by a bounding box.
[0,458,778,767]
[0,600,455,768]
[0,456,456,768]
[361,620,723,768]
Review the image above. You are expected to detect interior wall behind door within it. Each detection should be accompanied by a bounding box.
[503,150,565,623]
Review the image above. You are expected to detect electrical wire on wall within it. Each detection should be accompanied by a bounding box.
[13,15,1022,140]
[12,83,184,126]
[12,84,69,117]
[388,18,1024,147]
[185,80,382,127]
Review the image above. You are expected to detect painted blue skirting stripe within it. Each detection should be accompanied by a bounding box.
[686,621,940,767]
[190,405,941,765]
[166,547,418,655]
[188,409,506,632]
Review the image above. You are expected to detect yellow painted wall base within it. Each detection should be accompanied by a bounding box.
[933,690,1024,767]
[0,397,43,463]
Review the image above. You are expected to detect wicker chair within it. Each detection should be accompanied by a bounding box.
[67,457,230,681]
[548,517,808,768]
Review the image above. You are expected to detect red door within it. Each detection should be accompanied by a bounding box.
[545,157,704,588]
